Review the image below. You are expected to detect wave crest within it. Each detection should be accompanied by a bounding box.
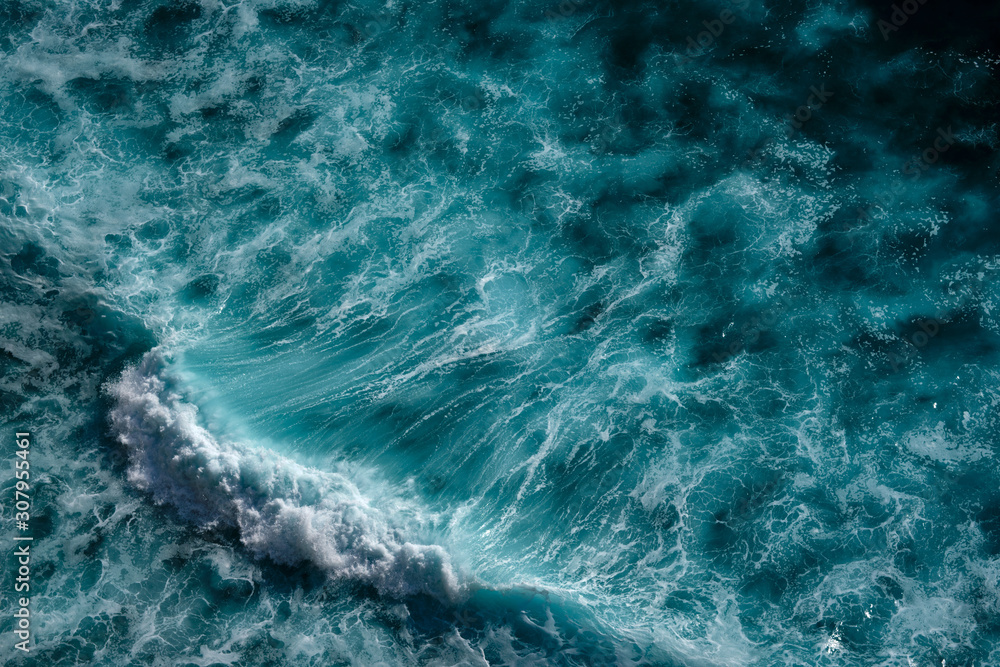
[108,350,460,601]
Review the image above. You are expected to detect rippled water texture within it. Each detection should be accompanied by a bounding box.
[2,0,1000,664]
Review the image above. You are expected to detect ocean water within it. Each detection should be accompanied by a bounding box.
[2,0,1000,664]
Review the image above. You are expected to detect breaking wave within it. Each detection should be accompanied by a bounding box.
[108,350,461,601]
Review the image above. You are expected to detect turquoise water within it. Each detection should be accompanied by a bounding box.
[2,0,1000,664]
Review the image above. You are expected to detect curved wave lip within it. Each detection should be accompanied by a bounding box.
[107,350,461,601]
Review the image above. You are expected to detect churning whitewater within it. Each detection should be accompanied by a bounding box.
[2,0,1000,664]
[108,350,461,602]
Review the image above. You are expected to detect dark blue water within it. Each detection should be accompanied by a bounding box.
[2,0,1000,664]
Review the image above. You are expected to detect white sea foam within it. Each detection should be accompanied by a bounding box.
[107,350,460,601]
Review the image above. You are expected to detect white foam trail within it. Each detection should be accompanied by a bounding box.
[107,350,460,601]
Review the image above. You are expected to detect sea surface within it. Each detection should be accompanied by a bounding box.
[2,0,1000,664]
